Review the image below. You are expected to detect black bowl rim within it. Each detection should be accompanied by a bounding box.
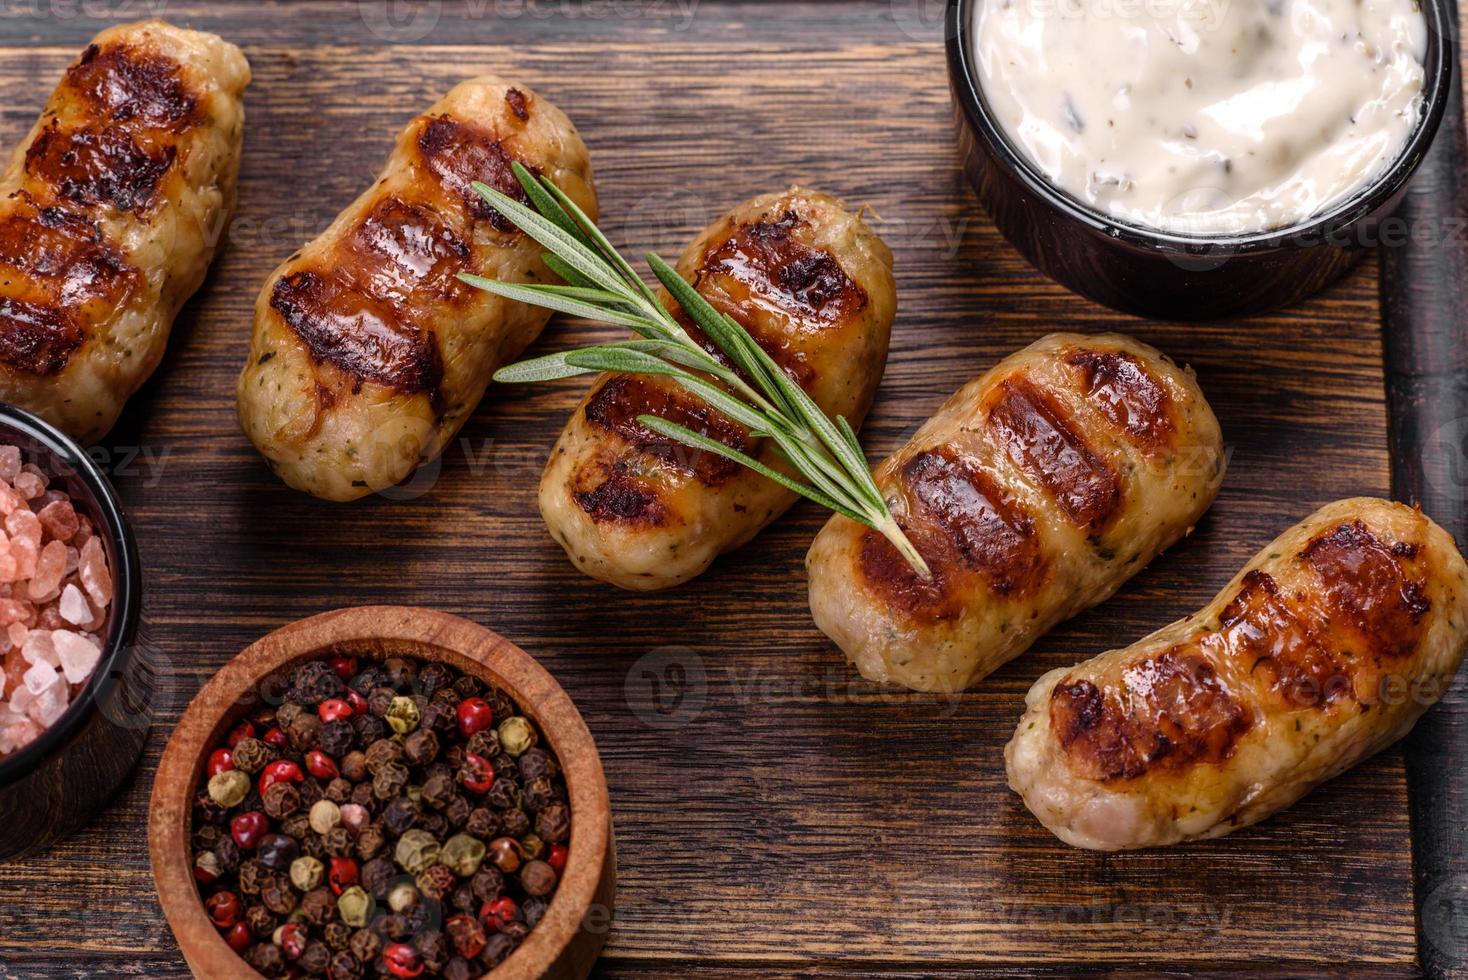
[946,0,1455,250]
[0,403,142,790]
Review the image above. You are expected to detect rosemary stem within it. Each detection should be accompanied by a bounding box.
[877,516,932,582]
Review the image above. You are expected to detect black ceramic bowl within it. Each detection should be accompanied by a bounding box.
[946,0,1455,320]
[0,403,145,860]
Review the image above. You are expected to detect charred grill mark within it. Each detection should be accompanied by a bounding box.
[344,197,471,306]
[1064,348,1175,454]
[860,447,1044,619]
[1051,650,1252,782]
[0,296,84,376]
[1299,521,1429,660]
[64,42,197,131]
[582,375,751,487]
[0,201,137,306]
[696,210,866,325]
[1215,569,1348,707]
[271,270,443,396]
[504,87,530,121]
[572,462,669,525]
[986,375,1121,529]
[24,121,174,214]
[416,116,529,232]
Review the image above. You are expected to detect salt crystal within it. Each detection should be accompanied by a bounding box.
[58,585,89,626]
[26,681,67,727]
[22,658,58,696]
[36,499,78,542]
[5,507,40,546]
[0,711,39,754]
[78,537,110,608]
[8,682,32,716]
[0,447,19,483]
[2,647,23,696]
[13,472,44,500]
[11,534,36,579]
[0,598,31,626]
[52,630,100,684]
[21,630,56,668]
[63,546,78,576]
[28,540,65,601]
[6,623,24,649]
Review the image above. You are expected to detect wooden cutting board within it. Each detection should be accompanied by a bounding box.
[0,1,1459,975]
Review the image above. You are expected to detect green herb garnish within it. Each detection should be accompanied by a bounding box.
[458,163,930,580]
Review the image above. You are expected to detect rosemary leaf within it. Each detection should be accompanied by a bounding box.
[471,182,634,299]
[637,416,870,524]
[457,274,662,334]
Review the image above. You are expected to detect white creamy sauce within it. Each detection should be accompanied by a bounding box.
[972,0,1427,234]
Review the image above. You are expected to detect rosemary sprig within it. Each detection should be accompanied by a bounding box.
[458,163,931,580]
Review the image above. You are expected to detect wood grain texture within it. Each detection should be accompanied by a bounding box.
[0,0,1449,975]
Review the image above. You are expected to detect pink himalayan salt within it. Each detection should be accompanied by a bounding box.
[53,631,100,684]
[28,540,65,601]
[36,499,78,542]
[0,448,112,762]
[58,585,89,626]
[79,537,111,609]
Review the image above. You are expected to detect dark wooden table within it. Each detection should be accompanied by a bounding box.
[0,1,1462,976]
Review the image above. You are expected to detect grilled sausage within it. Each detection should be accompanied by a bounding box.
[1007,498,1468,850]
[237,77,596,501]
[806,332,1224,692]
[539,188,896,590]
[0,21,248,444]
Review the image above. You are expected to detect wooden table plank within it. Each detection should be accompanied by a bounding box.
[0,2,1435,974]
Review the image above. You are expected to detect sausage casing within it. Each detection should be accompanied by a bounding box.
[0,20,249,443]
[237,77,596,501]
[806,332,1224,692]
[1007,497,1468,850]
[539,188,896,590]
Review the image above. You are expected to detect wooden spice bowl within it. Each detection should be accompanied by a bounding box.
[149,605,615,979]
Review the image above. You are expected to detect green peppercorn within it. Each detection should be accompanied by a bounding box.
[290,856,324,892]
[207,769,250,808]
[497,716,536,757]
[440,833,485,877]
[394,829,441,874]
[520,833,545,861]
[385,696,421,735]
[337,885,372,927]
[309,799,341,835]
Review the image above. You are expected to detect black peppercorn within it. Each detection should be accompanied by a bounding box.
[360,855,394,896]
[416,662,452,696]
[444,955,476,980]
[340,750,369,782]
[469,866,505,903]
[245,941,285,975]
[301,887,335,926]
[277,701,305,730]
[298,777,325,808]
[299,940,330,976]
[324,826,354,857]
[257,833,299,871]
[523,895,549,928]
[372,760,409,801]
[213,836,240,873]
[481,931,516,968]
[523,775,557,812]
[281,813,312,841]
[536,802,571,843]
[416,863,456,900]
[244,903,277,938]
[301,833,328,861]
[348,927,382,964]
[381,796,420,836]
[465,807,499,840]
[420,699,456,735]
[351,712,386,749]
[444,795,472,829]
[418,927,449,972]
[364,738,402,774]
[518,747,558,782]
[500,808,530,838]
[465,730,499,759]
[231,737,272,775]
[319,718,355,757]
[374,911,411,941]
[291,661,343,705]
[260,875,297,916]
[349,665,387,695]
[451,884,476,912]
[327,950,362,980]
[488,688,516,723]
[356,825,387,862]
[368,687,396,718]
[420,772,455,811]
[452,674,480,699]
[349,782,375,811]
[323,921,352,951]
[194,792,228,826]
[262,781,300,820]
[325,777,352,804]
[383,657,416,689]
[443,744,466,770]
[237,859,268,896]
[193,823,223,851]
[420,812,449,839]
[287,713,323,752]
[402,728,439,766]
